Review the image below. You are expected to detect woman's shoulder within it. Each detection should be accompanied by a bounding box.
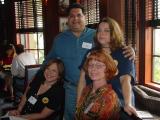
[56,30,74,39]
[103,85,118,99]
[111,48,128,61]
[29,78,42,89]
[81,85,91,95]
[50,82,64,93]
[48,82,65,101]
[112,48,123,55]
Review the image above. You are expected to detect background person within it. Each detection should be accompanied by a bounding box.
[8,59,65,120]
[0,44,16,98]
[11,44,37,78]
[11,44,37,102]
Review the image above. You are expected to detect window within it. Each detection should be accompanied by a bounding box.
[152,0,160,83]
[153,29,160,83]
[0,0,4,4]
[145,0,160,84]
[80,0,100,25]
[14,0,44,64]
[124,0,137,48]
[16,33,44,64]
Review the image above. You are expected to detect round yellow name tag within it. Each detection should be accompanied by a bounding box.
[42,97,49,104]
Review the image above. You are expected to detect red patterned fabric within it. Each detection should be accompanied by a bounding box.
[1,56,13,71]
[75,84,120,120]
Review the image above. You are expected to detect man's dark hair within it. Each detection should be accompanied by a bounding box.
[15,44,24,55]
[66,3,85,15]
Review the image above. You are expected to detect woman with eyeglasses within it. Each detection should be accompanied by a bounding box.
[75,49,120,119]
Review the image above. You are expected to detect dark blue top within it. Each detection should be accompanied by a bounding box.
[43,28,95,86]
[109,48,136,106]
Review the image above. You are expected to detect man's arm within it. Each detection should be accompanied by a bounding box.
[122,46,135,60]
[77,69,86,104]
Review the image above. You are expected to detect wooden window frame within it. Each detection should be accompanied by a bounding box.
[139,0,160,91]
[14,0,44,64]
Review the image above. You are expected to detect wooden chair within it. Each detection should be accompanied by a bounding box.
[24,64,41,88]
[13,64,41,103]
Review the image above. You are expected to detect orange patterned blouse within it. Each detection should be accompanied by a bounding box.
[75,84,120,120]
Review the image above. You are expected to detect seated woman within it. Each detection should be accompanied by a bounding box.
[75,49,120,120]
[0,44,16,98]
[8,59,65,120]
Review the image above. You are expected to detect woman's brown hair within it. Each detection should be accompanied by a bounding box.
[44,59,65,83]
[94,17,125,51]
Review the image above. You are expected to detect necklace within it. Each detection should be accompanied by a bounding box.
[102,46,110,48]
[102,47,111,54]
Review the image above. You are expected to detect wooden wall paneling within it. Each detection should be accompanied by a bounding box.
[5,0,16,45]
[0,0,16,45]
[107,0,124,27]
[0,4,5,45]
[43,0,59,55]
[99,0,125,31]
[99,0,108,19]
[138,0,145,84]
[145,28,152,83]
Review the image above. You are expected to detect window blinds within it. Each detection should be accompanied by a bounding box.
[15,0,43,32]
[80,0,100,25]
[124,0,136,47]
[146,0,160,27]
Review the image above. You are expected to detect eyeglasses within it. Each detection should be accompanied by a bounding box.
[88,63,106,69]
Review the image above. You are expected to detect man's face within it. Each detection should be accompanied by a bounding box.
[68,8,86,32]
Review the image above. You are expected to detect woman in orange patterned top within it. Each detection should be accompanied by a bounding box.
[75,49,120,120]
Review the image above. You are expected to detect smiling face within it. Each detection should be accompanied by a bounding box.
[88,59,106,82]
[97,22,111,47]
[84,49,118,81]
[44,63,59,83]
[67,8,86,33]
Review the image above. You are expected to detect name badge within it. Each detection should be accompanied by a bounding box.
[84,102,94,114]
[28,96,37,105]
[82,42,92,49]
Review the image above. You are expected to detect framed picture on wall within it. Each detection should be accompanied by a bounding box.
[59,17,68,32]
[59,0,69,15]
